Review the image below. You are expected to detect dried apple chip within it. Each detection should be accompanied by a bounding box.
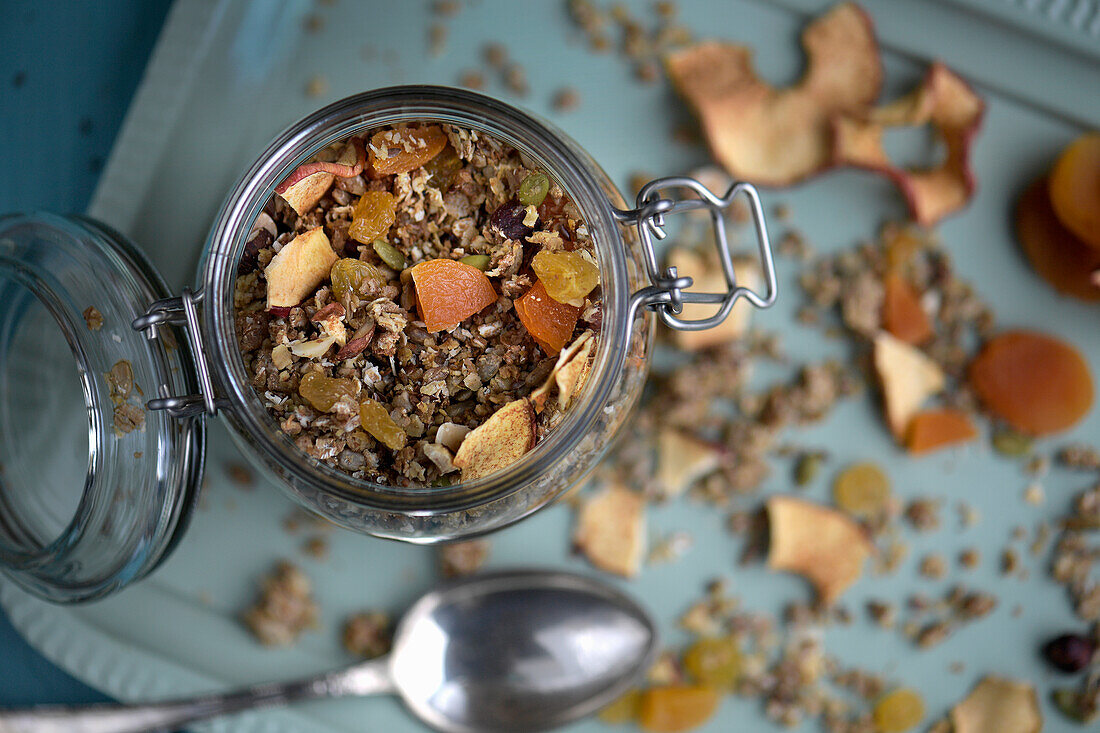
[529,331,594,412]
[906,408,977,455]
[766,495,873,605]
[574,484,646,577]
[969,330,1093,436]
[655,428,721,499]
[664,247,762,351]
[665,2,881,186]
[452,398,536,481]
[1015,176,1100,302]
[276,138,366,216]
[833,62,985,226]
[873,332,945,439]
[950,677,1041,733]
[264,228,339,309]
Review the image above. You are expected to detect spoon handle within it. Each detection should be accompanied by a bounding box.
[0,658,393,733]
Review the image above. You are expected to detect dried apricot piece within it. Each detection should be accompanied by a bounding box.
[348,191,396,244]
[369,126,448,176]
[1049,133,1100,251]
[530,250,600,306]
[515,280,581,355]
[638,686,721,733]
[330,258,386,301]
[969,330,1093,436]
[410,258,498,332]
[882,272,933,344]
[833,462,891,518]
[906,409,977,455]
[599,689,643,724]
[683,636,742,689]
[358,397,407,451]
[873,688,925,732]
[1015,177,1100,302]
[299,372,358,412]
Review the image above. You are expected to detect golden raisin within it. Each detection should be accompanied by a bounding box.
[833,462,891,518]
[872,688,925,732]
[598,689,642,724]
[299,372,358,412]
[369,126,448,176]
[638,686,721,733]
[359,397,407,451]
[683,637,742,689]
[330,258,386,302]
[531,250,599,305]
[349,191,396,244]
[422,144,462,191]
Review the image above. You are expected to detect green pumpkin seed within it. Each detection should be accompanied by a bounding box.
[460,254,491,271]
[517,172,550,207]
[372,239,406,271]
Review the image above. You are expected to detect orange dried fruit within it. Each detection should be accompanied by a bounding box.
[515,280,581,355]
[358,397,407,451]
[638,686,721,733]
[873,688,926,732]
[969,330,1093,436]
[1015,176,1100,302]
[530,250,600,306]
[665,3,881,185]
[882,272,933,344]
[369,126,448,176]
[906,408,977,455]
[298,372,358,412]
[1049,133,1100,251]
[348,191,397,244]
[410,258,498,332]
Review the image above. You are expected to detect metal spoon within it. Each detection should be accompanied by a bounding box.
[0,569,658,733]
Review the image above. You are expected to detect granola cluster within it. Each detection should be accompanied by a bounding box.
[234,123,600,487]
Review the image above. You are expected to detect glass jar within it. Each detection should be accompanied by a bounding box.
[0,86,776,603]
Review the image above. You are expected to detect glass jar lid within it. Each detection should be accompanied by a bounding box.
[0,213,205,603]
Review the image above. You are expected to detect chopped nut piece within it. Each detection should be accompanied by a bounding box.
[574,484,647,577]
[919,554,947,580]
[82,305,103,330]
[342,611,392,658]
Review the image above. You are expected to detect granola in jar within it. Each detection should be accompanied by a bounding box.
[234,122,601,487]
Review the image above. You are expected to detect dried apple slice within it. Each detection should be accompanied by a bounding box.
[665,2,881,185]
[265,228,339,309]
[969,330,1093,436]
[767,496,872,605]
[452,398,536,481]
[276,138,365,216]
[1049,133,1100,251]
[529,331,594,412]
[655,428,721,499]
[1015,176,1100,302]
[873,332,945,439]
[906,408,977,455]
[574,484,646,577]
[950,677,1041,733]
[665,247,761,350]
[833,63,985,226]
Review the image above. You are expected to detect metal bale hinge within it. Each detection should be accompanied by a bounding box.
[616,176,778,330]
[132,287,222,419]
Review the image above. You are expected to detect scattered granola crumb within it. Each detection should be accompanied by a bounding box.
[302,535,329,560]
[1058,443,1100,471]
[432,0,460,16]
[905,498,941,533]
[438,539,490,577]
[648,531,694,564]
[113,403,145,434]
[305,75,328,98]
[1001,547,1020,575]
[919,554,947,580]
[777,229,813,261]
[866,599,897,629]
[483,42,507,68]
[949,661,965,674]
[773,203,792,222]
[83,306,103,331]
[1024,454,1050,478]
[428,22,447,56]
[957,502,980,528]
[303,13,324,33]
[342,611,392,658]
[958,547,981,570]
[242,561,319,646]
[226,462,254,489]
[458,70,485,90]
[552,87,581,112]
[916,619,952,648]
[1023,482,1045,506]
[503,63,528,95]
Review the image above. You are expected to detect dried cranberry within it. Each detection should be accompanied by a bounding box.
[238,229,273,275]
[1043,634,1097,673]
[489,198,532,241]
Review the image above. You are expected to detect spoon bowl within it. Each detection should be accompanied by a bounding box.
[393,569,658,732]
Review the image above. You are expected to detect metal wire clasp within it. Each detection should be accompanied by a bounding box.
[132,287,222,418]
[616,176,778,331]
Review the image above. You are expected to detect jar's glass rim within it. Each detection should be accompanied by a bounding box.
[202,86,634,512]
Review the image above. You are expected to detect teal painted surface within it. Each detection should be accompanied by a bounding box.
[2,1,1100,732]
